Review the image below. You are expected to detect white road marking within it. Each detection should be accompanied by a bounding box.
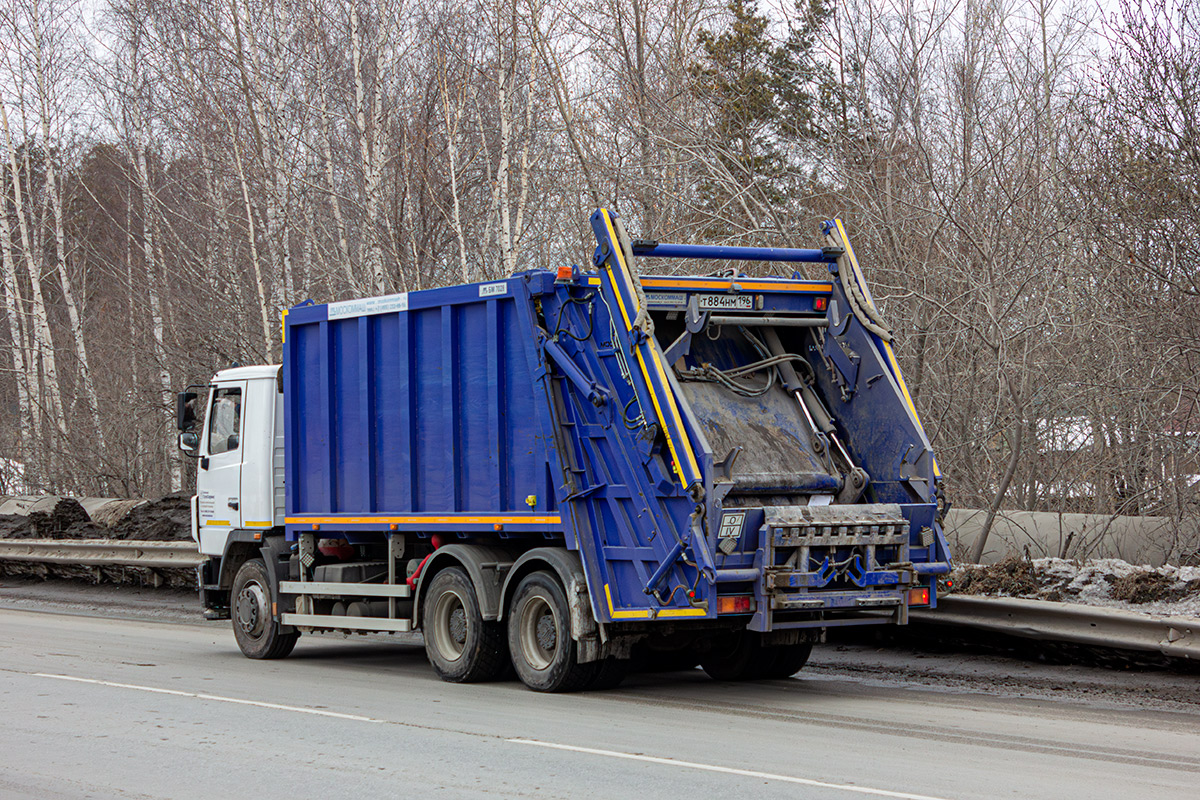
[28,671,948,798]
[33,673,382,723]
[507,738,955,800]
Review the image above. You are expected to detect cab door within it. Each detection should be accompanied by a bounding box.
[197,382,245,555]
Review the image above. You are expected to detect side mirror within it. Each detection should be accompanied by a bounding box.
[226,433,239,450]
[179,431,200,454]
[177,391,198,431]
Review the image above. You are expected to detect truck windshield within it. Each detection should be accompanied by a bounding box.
[208,387,242,455]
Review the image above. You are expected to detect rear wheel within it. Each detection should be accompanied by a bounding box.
[586,657,630,690]
[507,571,597,692]
[632,647,700,674]
[231,559,298,659]
[422,567,508,683]
[759,643,813,679]
[699,631,763,681]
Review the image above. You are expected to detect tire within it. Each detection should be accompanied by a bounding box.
[699,631,763,681]
[231,559,299,659]
[632,647,701,674]
[507,571,598,692]
[759,643,813,679]
[586,657,630,690]
[422,567,508,683]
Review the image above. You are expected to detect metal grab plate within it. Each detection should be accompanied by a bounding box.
[773,531,905,547]
[280,613,412,632]
[279,580,412,598]
[763,502,907,529]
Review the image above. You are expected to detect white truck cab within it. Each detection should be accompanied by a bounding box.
[184,365,284,558]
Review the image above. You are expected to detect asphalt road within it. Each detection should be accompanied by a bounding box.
[0,585,1197,799]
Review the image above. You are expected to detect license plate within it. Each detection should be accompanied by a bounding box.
[698,294,753,310]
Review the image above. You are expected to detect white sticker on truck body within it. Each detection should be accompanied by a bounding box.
[645,291,688,307]
[328,292,409,320]
[479,282,508,297]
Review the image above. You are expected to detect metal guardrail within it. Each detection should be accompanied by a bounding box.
[912,595,1200,661]
[0,539,203,570]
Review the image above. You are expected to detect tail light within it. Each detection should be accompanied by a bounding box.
[907,587,930,606]
[716,595,755,614]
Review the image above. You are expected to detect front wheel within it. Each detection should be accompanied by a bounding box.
[507,571,597,692]
[231,559,298,659]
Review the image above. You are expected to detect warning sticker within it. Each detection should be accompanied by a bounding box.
[718,511,747,539]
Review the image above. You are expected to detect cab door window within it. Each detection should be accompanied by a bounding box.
[208,388,242,455]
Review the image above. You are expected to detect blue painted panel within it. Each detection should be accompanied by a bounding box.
[459,301,491,509]
[289,320,328,512]
[504,296,544,512]
[412,306,443,512]
[330,317,362,512]
[370,313,406,511]
[285,282,556,523]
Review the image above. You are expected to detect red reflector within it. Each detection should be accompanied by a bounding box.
[717,595,754,614]
[908,587,930,606]
[814,297,828,311]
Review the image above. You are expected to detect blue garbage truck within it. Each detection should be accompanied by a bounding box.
[176,208,951,691]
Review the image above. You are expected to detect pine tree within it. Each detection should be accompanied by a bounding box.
[688,0,837,235]
[770,0,837,144]
[689,0,787,233]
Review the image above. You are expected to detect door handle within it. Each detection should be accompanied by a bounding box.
[228,500,239,510]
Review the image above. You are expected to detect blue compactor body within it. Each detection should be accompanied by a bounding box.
[188,208,951,691]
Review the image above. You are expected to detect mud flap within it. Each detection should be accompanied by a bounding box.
[259,535,296,633]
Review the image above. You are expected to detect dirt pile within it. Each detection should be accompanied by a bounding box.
[1110,572,1175,603]
[109,492,192,541]
[0,493,195,587]
[952,557,1042,597]
[0,498,105,540]
[0,494,192,541]
[947,557,1200,616]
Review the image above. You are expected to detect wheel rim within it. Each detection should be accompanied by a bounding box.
[518,592,558,671]
[431,588,469,662]
[236,580,268,639]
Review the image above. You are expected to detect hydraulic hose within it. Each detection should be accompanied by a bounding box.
[612,215,654,337]
[824,226,892,342]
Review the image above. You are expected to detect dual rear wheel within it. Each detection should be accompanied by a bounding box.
[421,568,509,683]
[699,630,812,681]
[422,567,619,692]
